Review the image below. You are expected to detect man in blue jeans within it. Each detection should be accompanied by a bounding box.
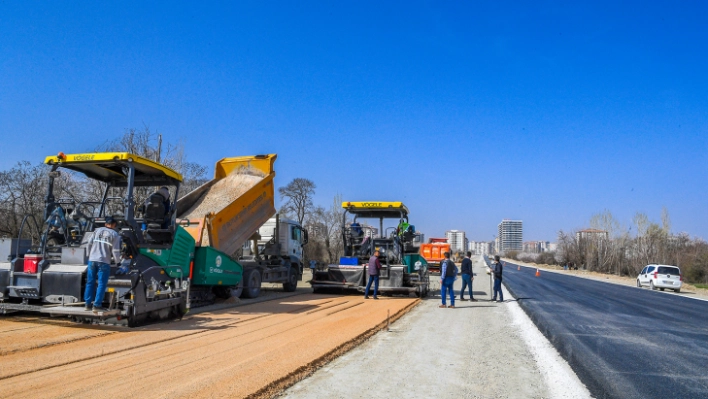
[85,217,122,312]
[364,250,381,299]
[459,251,476,301]
[492,255,504,303]
[439,252,457,308]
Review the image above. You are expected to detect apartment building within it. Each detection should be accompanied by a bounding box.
[445,230,466,253]
[498,219,523,252]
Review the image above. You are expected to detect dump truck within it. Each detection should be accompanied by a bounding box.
[419,237,451,274]
[310,202,429,297]
[0,152,278,326]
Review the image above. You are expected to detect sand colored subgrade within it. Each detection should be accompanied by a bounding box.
[181,167,265,220]
[0,295,418,398]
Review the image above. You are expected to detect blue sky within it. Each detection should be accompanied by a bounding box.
[1,1,706,241]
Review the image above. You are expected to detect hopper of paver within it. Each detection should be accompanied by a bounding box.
[176,154,277,256]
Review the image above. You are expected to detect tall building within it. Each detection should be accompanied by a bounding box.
[445,230,466,253]
[498,220,523,253]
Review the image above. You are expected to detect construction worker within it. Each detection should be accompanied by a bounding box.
[84,216,122,312]
[439,252,457,308]
[459,251,476,301]
[492,255,504,303]
[364,250,381,299]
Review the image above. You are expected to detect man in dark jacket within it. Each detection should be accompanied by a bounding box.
[439,252,457,308]
[460,251,476,301]
[492,255,504,302]
[364,250,382,299]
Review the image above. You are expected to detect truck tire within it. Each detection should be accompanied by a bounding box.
[242,269,262,299]
[283,266,298,292]
[232,277,244,298]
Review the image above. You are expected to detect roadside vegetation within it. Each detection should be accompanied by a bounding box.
[506,210,708,285]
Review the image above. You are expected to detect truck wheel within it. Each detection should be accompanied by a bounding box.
[242,269,262,299]
[232,277,244,298]
[283,267,298,292]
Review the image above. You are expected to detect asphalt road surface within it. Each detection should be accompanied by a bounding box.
[502,262,708,399]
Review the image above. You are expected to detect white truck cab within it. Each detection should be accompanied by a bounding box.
[257,216,307,260]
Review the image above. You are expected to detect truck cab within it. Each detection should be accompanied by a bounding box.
[257,216,308,261]
[236,214,309,298]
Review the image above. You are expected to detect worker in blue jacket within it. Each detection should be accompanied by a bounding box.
[439,252,457,308]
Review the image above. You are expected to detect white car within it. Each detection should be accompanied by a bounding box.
[637,264,682,293]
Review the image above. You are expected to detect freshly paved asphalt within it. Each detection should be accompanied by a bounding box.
[501,263,708,399]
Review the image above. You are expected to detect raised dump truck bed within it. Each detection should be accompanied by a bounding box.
[176,154,277,256]
[176,154,303,300]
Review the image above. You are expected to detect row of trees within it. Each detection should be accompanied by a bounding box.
[278,178,345,265]
[511,209,708,285]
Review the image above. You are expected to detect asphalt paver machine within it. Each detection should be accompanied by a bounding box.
[0,152,275,326]
[310,202,429,297]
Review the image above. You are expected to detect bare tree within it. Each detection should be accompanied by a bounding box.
[310,194,345,263]
[590,210,625,274]
[0,162,47,241]
[278,178,316,226]
[98,126,208,205]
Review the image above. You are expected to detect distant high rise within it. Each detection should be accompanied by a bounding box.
[498,220,523,253]
[445,230,466,253]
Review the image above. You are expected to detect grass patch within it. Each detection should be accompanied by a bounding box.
[694,283,708,289]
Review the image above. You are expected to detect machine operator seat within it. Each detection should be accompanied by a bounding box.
[143,193,172,243]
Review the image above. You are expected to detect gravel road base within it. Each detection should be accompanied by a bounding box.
[281,256,591,399]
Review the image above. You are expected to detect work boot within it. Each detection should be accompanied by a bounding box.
[448,305,455,308]
[92,306,107,313]
[84,303,92,311]
[439,304,447,308]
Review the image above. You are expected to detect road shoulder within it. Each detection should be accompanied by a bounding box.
[281,256,591,399]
